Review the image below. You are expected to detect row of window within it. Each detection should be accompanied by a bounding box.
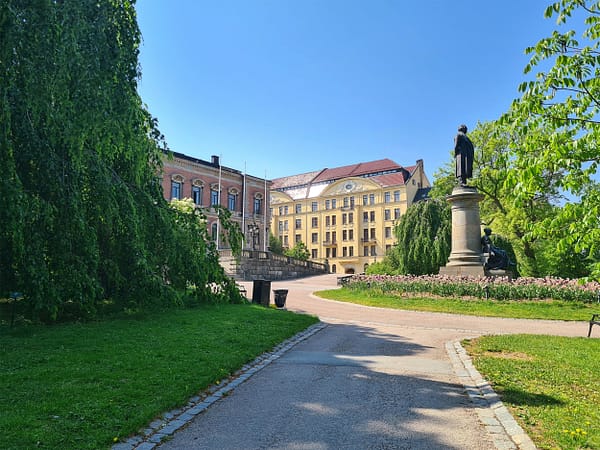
[170,180,263,214]
[275,191,403,216]
[281,226,393,244]
[276,209,400,232]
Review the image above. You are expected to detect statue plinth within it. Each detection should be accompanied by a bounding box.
[439,186,485,277]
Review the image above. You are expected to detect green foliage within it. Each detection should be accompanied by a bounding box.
[0,2,236,321]
[284,241,310,260]
[391,199,451,275]
[269,232,284,255]
[502,0,600,278]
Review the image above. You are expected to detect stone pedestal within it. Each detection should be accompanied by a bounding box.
[439,186,485,277]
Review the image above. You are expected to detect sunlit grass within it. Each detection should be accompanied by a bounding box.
[0,304,318,449]
[464,335,600,450]
[315,288,596,321]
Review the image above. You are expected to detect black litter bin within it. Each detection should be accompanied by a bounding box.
[273,289,288,308]
[252,279,272,306]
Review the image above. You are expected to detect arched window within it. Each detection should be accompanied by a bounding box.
[331,264,337,273]
[170,174,185,200]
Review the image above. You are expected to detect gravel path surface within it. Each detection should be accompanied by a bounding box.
[120,274,590,450]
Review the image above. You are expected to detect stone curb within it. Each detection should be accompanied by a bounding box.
[445,340,537,450]
[113,321,328,450]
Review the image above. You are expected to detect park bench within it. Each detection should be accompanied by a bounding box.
[337,275,353,286]
[588,314,600,337]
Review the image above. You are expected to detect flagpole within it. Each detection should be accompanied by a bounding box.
[242,162,247,249]
[216,155,222,250]
[264,169,267,252]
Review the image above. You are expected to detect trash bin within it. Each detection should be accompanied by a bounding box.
[273,289,288,309]
[252,279,271,306]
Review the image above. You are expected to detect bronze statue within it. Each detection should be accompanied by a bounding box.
[454,124,474,186]
[481,228,513,270]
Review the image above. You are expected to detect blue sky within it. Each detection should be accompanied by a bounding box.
[135,1,559,182]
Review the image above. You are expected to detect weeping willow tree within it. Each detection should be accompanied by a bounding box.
[0,1,239,322]
[391,199,451,275]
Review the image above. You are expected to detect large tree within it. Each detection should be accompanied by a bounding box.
[389,199,451,275]
[0,1,237,321]
[502,0,600,277]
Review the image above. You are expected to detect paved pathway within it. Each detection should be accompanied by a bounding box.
[121,274,591,450]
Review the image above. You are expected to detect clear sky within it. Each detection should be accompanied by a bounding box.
[135,1,559,182]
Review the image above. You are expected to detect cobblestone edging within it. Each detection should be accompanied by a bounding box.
[113,322,328,450]
[445,340,537,450]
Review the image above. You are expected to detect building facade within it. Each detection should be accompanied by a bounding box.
[270,159,430,274]
[161,152,271,251]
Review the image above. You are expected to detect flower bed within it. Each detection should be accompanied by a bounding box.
[346,274,600,302]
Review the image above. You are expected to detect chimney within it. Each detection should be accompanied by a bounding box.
[211,155,220,166]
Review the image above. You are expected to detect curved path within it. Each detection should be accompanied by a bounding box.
[156,274,589,450]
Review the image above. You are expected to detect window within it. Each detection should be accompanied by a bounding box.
[296,203,302,214]
[332,231,337,243]
[326,248,331,258]
[348,213,354,224]
[384,209,391,220]
[211,223,218,240]
[325,216,331,227]
[350,196,355,208]
[342,230,347,241]
[349,246,354,257]
[284,220,289,231]
[311,217,318,227]
[394,208,401,220]
[386,244,392,253]
[349,229,354,241]
[210,189,219,206]
[370,228,376,239]
[363,229,369,241]
[384,192,391,203]
[363,212,369,223]
[363,246,369,256]
[342,247,347,257]
[385,227,392,238]
[394,190,400,202]
[254,198,262,214]
[192,185,202,205]
[228,193,236,211]
[332,248,337,258]
[331,264,336,273]
[295,234,301,244]
[171,180,182,200]
[311,202,318,212]
[343,197,349,207]
[342,213,347,225]
[278,221,284,232]
[331,215,336,226]
[295,219,302,229]
[370,211,375,222]
[325,200,330,210]
[363,195,368,205]
[283,235,289,246]
[311,249,318,259]
[284,206,289,215]
[369,194,375,205]
[331,199,337,209]
[278,206,283,216]
[311,233,318,244]
[325,231,331,242]
[370,246,377,256]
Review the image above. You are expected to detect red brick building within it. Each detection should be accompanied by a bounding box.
[161,151,271,251]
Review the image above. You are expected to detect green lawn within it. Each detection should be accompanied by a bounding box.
[464,335,599,450]
[0,304,318,449]
[315,288,597,321]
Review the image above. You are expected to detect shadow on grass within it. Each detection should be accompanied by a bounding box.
[499,386,565,407]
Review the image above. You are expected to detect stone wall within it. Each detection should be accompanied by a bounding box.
[221,250,328,281]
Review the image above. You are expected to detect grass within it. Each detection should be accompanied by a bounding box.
[463,335,600,450]
[315,288,598,321]
[0,304,318,449]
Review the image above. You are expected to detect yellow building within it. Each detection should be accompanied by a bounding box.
[270,158,431,274]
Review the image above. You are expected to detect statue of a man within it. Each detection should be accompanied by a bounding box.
[454,124,474,186]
